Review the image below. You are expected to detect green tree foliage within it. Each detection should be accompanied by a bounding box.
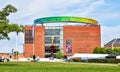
[99,48,106,54]
[93,47,120,54]
[14,51,19,56]
[0,4,24,40]
[106,48,112,54]
[93,47,100,54]
[93,47,106,54]
[113,48,120,54]
[56,51,63,59]
[14,51,19,59]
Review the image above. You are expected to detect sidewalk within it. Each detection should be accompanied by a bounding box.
[10,58,64,62]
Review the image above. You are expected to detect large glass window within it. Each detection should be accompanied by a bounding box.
[45,26,63,58]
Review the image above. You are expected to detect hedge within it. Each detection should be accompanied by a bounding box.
[93,47,120,54]
[72,58,120,63]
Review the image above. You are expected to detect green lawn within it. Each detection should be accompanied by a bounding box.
[0,62,120,72]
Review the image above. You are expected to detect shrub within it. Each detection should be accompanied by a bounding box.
[106,48,112,54]
[30,54,33,58]
[88,58,120,63]
[14,51,19,56]
[93,47,120,54]
[113,48,120,54]
[56,51,63,59]
[93,47,100,54]
[72,58,82,62]
[71,58,120,63]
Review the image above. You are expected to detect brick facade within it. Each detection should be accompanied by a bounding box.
[24,26,45,58]
[34,26,45,58]
[64,26,101,56]
[24,26,33,57]
[24,25,101,58]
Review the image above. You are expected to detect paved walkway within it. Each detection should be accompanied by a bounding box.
[11,58,64,62]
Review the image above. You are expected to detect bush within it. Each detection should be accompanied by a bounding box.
[113,48,120,54]
[56,51,63,59]
[93,47,120,54]
[72,58,81,62]
[93,47,100,54]
[106,48,112,54]
[71,57,120,63]
[88,58,120,63]
[14,51,19,56]
[30,54,33,58]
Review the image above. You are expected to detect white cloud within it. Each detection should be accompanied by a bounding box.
[80,0,105,16]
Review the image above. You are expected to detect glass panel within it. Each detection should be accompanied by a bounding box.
[45,37,60,44]
[45,29,61,35]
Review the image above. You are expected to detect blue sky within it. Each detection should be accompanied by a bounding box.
[0,0,120,53]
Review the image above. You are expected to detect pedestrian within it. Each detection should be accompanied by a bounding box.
[37,55,40,62]
[33,55,36,62]
[9,54,12,59]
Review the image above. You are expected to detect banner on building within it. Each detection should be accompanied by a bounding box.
[66,40,72,54]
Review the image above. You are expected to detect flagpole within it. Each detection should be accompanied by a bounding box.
[16,33,17,52]
[16,32,18,60]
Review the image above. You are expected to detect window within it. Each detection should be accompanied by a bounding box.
[45,29,60,35]
[25,30,33,44]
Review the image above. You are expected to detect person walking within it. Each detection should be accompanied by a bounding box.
[33,55,36,62]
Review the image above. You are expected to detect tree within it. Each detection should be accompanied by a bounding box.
[0,4,24,40]
[93,47,100,54]
[93,47,120,54]
[14,51,19,59]
[14,51,19,56]
[99,48,106,54]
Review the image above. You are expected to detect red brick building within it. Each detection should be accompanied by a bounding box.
[24,16,101,58]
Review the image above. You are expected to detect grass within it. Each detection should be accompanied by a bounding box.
[0,62,120,72]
